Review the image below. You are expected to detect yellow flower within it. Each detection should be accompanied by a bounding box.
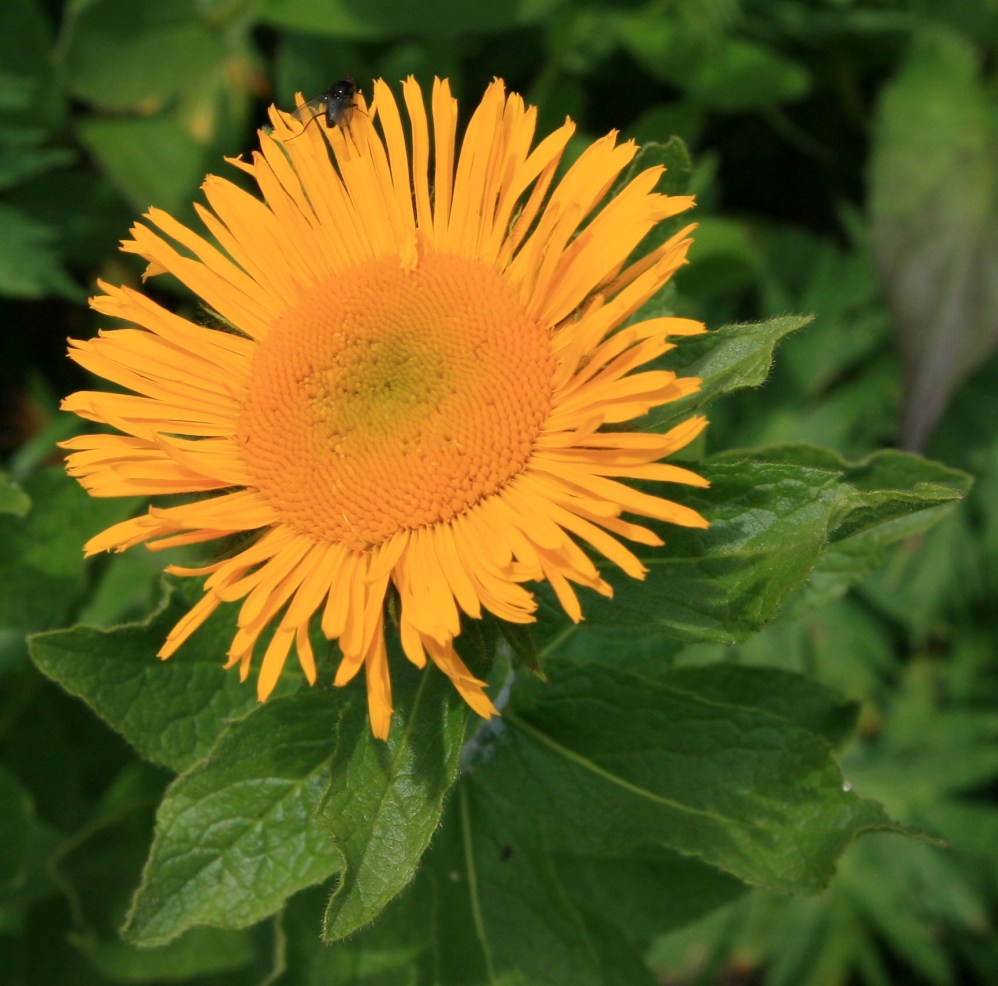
[61,77,709,738]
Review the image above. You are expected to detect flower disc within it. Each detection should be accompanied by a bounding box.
[238,252,554,550]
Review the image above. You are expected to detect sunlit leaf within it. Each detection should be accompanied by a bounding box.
[122,691,342,947]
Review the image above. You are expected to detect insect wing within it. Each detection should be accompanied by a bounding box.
[290,94,330,127]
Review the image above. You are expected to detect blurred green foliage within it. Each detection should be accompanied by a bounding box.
[2,0,997,983]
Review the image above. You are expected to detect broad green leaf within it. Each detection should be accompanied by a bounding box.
[484,660,898,895]
[0,68,36,113]
[0,203,82,300]
[58,0,224,111]
[580,444,968,642]
[259,0,562,39]
[870,25,998,449]
[825,448,968,541]
[577,912,661,986]
[76,116,206,215]
[543,631,861,748]
[424,784,734,983]
[758,446,972,615]
[30,578,261,773]
[428,785,628,986]
[688,657,998,986]
[554,849,743,947]
[649,315,812,432]
[0,468,139,633]
[581,453,842,642]
[656,665,859,748]
[319,655,473,941]
[122,690,343,946]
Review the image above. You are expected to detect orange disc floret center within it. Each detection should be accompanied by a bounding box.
[237,252,555,550]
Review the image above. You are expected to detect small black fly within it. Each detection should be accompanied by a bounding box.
[288,78,361,140]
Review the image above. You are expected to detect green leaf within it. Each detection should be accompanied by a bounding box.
[554,849,744,948]
[11,159,135,268]
[581,452,841,642]
[649,315,812,432]
[0,471,30,517]
[76,115,207,215]
[428,786,623,986]
[487,660,898,895]
[58,0,224,111]
[667,656,998,986]
[70,925,259,984]
[680,38,811,111]
[0,814,61,936]
[870,25,998,449]
[0,767,34,888]
[0,1,65,130]
[0,128,76,191]
[259,0,562,39]
[846,660,998,821]
[422,773,739,983]
[495,618,543,676]
[861,507,976,640]
[756,224,890,399]
[629,102,706,149]
[614,18,810,110]
[0,203,82,300]
[50,761,263,982]
[319,656,473,942]
[30,578,261,773]
[675,215,767,298]
[657,665,859,748]
[122,690,342,947]
[754,445,972,615]
[681,595,898,708]
[578,444,968,642]
[0,468,140,634]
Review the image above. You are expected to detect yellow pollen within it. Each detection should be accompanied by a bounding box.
[238,252,555,549]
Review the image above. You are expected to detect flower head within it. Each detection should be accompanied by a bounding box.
[62,77,709,738]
